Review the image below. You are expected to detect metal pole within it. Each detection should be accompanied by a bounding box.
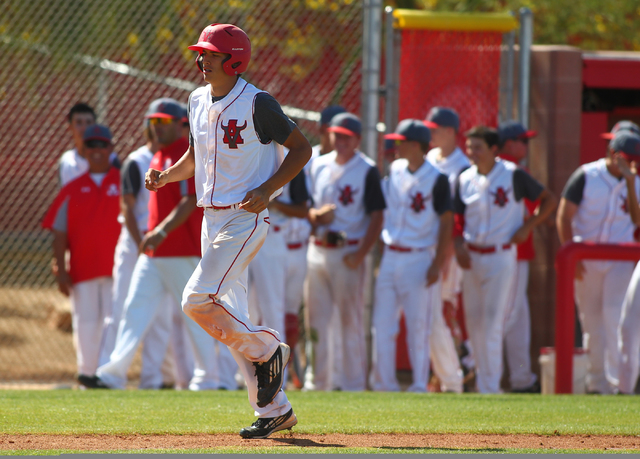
[361,0,382,160]
[384,6,398,135]
[518,7,533,128]
[97,68,108,124]
[505,30,515,122]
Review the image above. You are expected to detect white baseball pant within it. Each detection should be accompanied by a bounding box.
[284,243,308,316]
[462,247,517,393]
[503,260,537,390]
[618,261,640,394]
[575,260,635,394]
[305,242,367,391]
[370,249,437,392]
[96,255,221,390]
[248,228,287,337]
[182,208,291,418]
[71,277,111,376]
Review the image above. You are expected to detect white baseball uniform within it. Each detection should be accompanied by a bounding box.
[370,158,451,392]
[618,262,640,394]
[181,78,295,418]
[426,146,469,392]
[454,158,544,393]
[305,150,386,391]
[562,158,640,393]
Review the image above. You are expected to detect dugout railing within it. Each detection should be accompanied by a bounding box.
[554,241,640,393]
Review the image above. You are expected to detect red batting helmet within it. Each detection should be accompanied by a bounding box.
[188,24,251,76]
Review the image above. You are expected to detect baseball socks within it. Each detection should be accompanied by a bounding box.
[253,342,290,408]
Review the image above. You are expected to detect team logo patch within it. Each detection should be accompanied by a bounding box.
[410,192,428,213]
[621,195,629,214]
[338,185,357,206]
[221,119,247,149]
[491,187,511,207]
[106,184,119,197]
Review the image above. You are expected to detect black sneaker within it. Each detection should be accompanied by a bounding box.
[77,374,110,389]
[254,343,290,408]
[511,380,541,394]
[239,408,297,439]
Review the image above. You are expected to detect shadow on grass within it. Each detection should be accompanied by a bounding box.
[272,438,507,453]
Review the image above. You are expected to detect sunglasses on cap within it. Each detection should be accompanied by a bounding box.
[84,139,110,148]
[149,117,174,125]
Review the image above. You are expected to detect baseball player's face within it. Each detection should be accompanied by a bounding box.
[84,140,112,173]
[429,126,453,149]
[149,117,181,147]
[330,132,359,157]
[69,112,96,149]
[200,49,230,83]
[395,139,420,160]
[503,138,528,161]
[466,137,496,167]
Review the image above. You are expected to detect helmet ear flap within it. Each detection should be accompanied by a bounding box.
[196,53,204,72]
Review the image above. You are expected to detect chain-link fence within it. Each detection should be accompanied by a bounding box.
[0,0,363,385]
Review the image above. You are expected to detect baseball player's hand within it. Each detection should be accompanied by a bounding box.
[240,186,271,214]
[309,204,336,226]
[426,263,441,286]
[343,251,364,270]
[454,244,471,270]
[56,271,73,297]
[575,260,586,280]
[139,228,167,255]
[509,225,533,245]
[145,169,167,192]
[614,154,637,180]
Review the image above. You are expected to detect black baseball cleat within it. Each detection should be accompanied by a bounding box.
[239,408,297,439]
[511,380,541,394]
[254,342,290,408]
[77,374,110,389]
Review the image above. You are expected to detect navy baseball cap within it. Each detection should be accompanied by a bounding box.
[327,112,361,137]
[610,131,640,157]
[498,120,537,143]
[424,107,460,130]
[384,119,431,144]
[145,97,184,119]
[319,105,347,126]
[601,120,640,140]
[83,124,112,143]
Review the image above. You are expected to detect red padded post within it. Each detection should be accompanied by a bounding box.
[554,242,640,393]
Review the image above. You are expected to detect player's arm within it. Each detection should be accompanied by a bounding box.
[615,154,640,226]
[556,197,578,245]
[268,169,310,218]
[121,194,142,247]
[427,174,454,286]
[120,159,143,246]
[139,194,197,254]
[52,229,72,296]
[509,169,558,244]
[452,178,471,269]
[146,145,196,192]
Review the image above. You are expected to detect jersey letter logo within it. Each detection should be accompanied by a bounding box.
[491,187,510,207]
[338,185,357,206]
[410,192,428,213]
[621,195,629,214]
[221,119,247,149]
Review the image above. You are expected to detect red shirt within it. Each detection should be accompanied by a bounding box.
[498,154,537,260]
[148,137,203,258]
[42,168,121,284]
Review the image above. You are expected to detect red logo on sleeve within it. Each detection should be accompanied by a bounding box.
[221,119,247,149]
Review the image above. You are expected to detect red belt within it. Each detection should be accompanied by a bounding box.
[206,203,240,211]
[467,243,512,254]
[287,242,304,250]
[314,239,359,248]
[387,244,427,253]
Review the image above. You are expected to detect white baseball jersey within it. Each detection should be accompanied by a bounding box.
[189,78,284,207]
[381,158,450,249]
[565,158,640,243]
[427,146,471,193]
[120,145,154,231]
[308,150,380,240]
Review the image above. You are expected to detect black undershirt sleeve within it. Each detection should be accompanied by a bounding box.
[120,158,141,196]
[513,168,544,202]
[364,166,387,214]
[561,168,586,205]
[453,177,466,215]
[432,173,453,216]
[253,93,296,145]
[288,169,309,205]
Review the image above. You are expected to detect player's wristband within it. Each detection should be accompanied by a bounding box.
[156,228,168,239]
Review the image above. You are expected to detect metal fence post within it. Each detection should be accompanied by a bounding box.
[518,7,533,128]
[361,0,383,160]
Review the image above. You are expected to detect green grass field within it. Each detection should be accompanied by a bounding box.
[1,390,639,454]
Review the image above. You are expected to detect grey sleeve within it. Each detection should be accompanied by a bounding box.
[253,93,296,145]
[432,173,453,216]
[121,158,141,196]
[561,168,586,205]
[513,169,544,202]
[52,198,70,233]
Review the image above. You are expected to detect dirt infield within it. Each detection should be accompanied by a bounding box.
[1,433,639,451]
